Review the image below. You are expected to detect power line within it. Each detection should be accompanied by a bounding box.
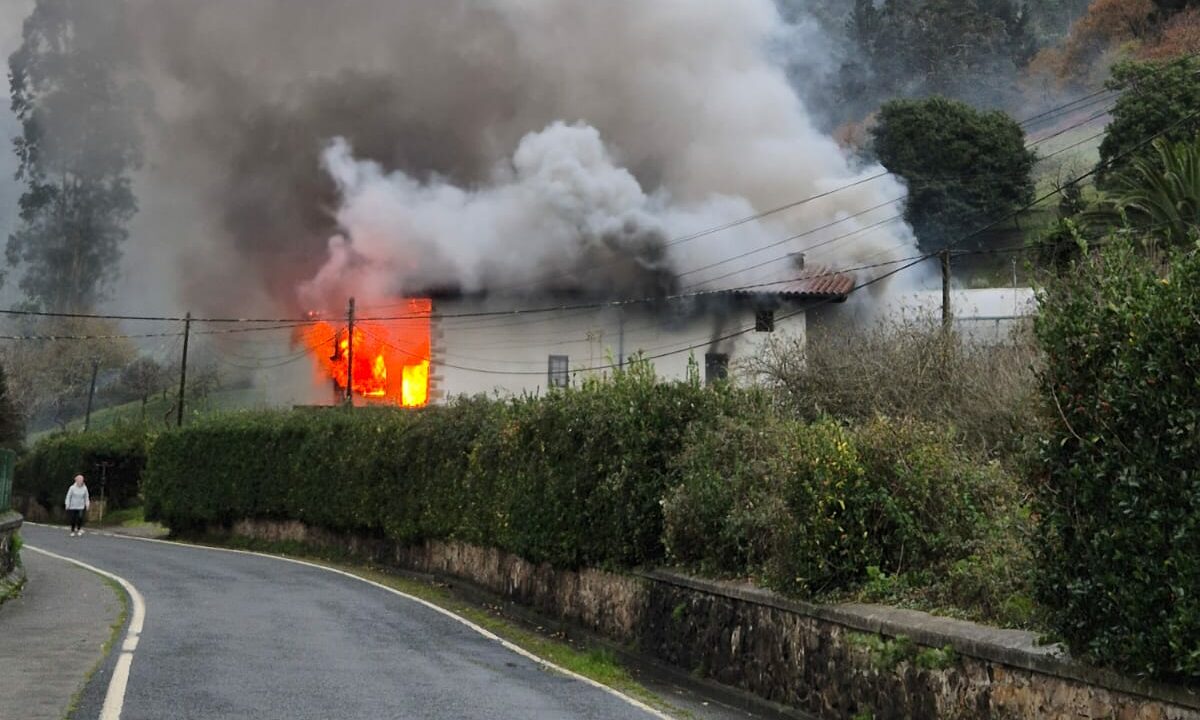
[355,111,1119,328]
[0,307,322,325]
[663,107,1118,292]
[177,107,1198,380]
[461,71,1165,300]
[0,323,312,342]
[616,106,1200,377]
[5,56,1190,339]
[210,345,324,371]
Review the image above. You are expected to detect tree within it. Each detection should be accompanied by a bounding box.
[1088,136,1200,244]
[1139,7,1200,59]
[1152,0,1200,16]
[842,0,1034,117]
[0,318,136,431]
[116,357,165,421]
[6,0,142,312]
[871,97,1037,252]
[0,364,25,451]
[1099,58,1200,182]
[1026,0,1097,43]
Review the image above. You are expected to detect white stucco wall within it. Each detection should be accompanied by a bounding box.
[885,288,1037,344]
[430,297,808,401]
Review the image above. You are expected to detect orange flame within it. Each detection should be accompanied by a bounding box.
[299,298,432,407]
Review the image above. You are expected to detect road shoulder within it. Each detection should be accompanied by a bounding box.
[0,542,125,720]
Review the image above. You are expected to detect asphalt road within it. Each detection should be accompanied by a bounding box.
[23,525,665,720]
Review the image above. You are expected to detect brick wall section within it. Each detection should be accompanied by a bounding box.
[227,520,1200,720]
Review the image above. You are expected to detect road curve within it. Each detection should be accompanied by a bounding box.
[23,525,664,720]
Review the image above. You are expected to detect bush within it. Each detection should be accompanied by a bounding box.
[144,358,1028,624]
[16,426,151,511]
[1035,238,1200,681]
[749,317,1043,463]
[145,362,749,569]
[663,413,1018,596]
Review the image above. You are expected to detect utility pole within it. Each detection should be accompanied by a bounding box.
[941,249,953,332]
[177,312,192,427]
[1012,258,1019,316]
[95,460,111,523]
[617,308,626,370]
[83,359,99,432]
[346,297,356,407]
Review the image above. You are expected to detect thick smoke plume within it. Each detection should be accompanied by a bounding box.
[121,0,918,313]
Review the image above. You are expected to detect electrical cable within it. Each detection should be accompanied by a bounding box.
[426,106,1200,376]
[5,55,1194,342]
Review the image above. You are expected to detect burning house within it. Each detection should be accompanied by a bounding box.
[296,266,853,407]
[127,2,928,410]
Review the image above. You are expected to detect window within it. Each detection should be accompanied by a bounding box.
[548,355,569,388]
[755,309,775,333]
[705,353,729,386]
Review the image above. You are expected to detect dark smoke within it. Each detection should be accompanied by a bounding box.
[121,0,916,314]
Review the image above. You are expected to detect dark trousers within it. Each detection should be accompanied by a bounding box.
[68,509,85,532]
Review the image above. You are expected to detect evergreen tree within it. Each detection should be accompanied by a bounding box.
[843,0,1033,115]
[872,97,1037,252]
[6,0,142,312]
[1099,58,1200,184]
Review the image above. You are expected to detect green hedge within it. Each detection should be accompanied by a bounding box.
[1035,239,1200,681]
[16,427,151,512]
[662,415,1017,596]
[146,364,749,568]
[146,359,1019,608]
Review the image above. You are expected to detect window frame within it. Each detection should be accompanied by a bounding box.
[755,309,776,333]
[548,354,570,388]
[704,352,729,386]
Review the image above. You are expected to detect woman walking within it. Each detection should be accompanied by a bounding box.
[65,474,90,537]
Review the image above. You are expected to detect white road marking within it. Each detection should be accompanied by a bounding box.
[54,527,674,719]
[26,541,146,720]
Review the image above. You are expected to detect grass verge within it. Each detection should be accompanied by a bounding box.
[0,571,24,605]
[65,575,129,720]
[182,534,691,719]
[0,532,25,605]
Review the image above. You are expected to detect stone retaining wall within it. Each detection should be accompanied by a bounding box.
[227,520,1200,720]
[0,511,25,601]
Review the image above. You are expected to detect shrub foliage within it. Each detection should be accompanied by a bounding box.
[145,362,1012,606]
[748,317,1041,462]
[146,364,744,569]
[16,426,150,511]
[1035,238,1200,680]
[663,415,1017,597]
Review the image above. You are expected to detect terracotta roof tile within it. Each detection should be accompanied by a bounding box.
[721,265,855,302]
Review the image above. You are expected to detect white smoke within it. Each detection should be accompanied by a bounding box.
[296,0,919,307]
[302,124,669,307]
[81,0,932,315]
